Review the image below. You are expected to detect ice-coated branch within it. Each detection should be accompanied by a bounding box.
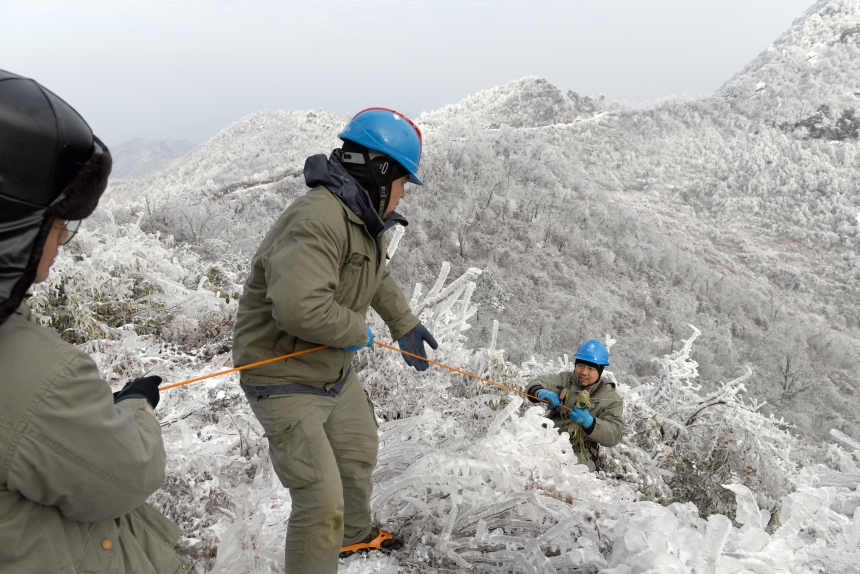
[414,267,482,317]
[387,224,406,259]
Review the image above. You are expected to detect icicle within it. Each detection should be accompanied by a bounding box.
[487,396,523,436]
[697,514,731,573]
[460,281,476,321]
[831,428,860,452]
[415,267,481,317]
[489,320,499,355]
[471,519,488,547]
[722,483,763,530]
[410,282,423,309]
[604,333,617,351]
[427,262,451,300]
[387,224,405,259]
[849,506,860,551]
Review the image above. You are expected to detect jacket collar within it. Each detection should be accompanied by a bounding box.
[303,153,409,238]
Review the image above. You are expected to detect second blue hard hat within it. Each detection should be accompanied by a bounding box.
[573,339,610,366]
[338,107,424,185]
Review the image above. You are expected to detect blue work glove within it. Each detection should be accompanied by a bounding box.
[397,323,439,371]
[345,325,374,352]
[569,407,594,428]
[535,389,560,410]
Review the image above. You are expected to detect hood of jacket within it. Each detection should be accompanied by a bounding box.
[303,152,407,238]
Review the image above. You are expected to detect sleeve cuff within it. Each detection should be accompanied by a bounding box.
[584,418,597,434]
[526,385,545,403]
[114,394,155,411]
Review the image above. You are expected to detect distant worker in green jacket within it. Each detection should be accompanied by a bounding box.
[0,70,189,572]
[232,108,437,573]
[527,339,624,471]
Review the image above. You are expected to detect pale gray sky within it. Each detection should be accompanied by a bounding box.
[2,0,816,146]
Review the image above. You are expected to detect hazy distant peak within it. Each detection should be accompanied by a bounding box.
[111,138,197,179]
[106,109,346,203]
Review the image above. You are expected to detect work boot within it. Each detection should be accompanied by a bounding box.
[339,527,404,558]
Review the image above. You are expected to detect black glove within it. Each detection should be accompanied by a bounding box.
[397,323,439,371]
[113,376,162,409]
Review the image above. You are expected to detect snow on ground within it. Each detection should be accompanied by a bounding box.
[36,222,859,573]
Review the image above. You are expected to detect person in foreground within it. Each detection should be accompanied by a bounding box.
[527,339,624,471]
[232,108,437,572]
[0,70,190,573]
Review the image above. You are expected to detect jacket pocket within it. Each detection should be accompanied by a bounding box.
[333,252,370,310]
[264,420,323,488]
[121,504,190,574]
[74,519,120,574]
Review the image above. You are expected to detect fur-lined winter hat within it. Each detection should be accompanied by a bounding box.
[0,69,112,325]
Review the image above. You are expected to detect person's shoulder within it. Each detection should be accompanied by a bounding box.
[0,307,94,410]
[0,306,78,361]
[289,186,348,226]
[600,381,623,401]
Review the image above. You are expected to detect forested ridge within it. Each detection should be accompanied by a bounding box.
[104,0,860,442]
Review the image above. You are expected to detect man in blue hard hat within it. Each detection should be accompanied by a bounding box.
[232,108,437,572]
[527,339,624,471]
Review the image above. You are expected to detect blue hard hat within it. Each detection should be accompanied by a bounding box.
[573,339,610,366]
[338,108,424,185]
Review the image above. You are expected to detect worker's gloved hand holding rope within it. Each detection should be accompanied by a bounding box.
[398,323,438,371]
[535,389,560,410]
[114,376,162,409]
[569,407,594,428]
[344,325,375,352]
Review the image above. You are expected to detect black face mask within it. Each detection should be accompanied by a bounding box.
[337,141,409,218]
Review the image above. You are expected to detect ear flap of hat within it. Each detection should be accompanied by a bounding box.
[46,137,112,221]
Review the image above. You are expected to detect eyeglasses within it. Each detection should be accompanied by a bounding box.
[353,107,423,147]
[53,220,81,245]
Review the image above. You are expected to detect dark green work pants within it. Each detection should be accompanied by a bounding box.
[246,370,379,573]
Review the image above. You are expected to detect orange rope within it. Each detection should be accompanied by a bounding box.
[372,341,573,413]
[158,346,328,391]
[159,340,572,413]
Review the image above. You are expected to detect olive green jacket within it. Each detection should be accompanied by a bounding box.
[232,180,419,389]
[0,304,189,573]
[528,372,624,471]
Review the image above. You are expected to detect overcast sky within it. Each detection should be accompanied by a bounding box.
[2,0,816,147]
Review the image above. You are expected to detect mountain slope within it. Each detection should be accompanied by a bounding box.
[100,4,860,443]
[722,0,860,139]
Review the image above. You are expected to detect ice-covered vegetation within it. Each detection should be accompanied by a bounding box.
[31,217,860,572]
[103,0,860,447]
[28,0,860,571]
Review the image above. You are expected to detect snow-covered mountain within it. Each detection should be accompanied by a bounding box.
[110,138,197,179]
[722,0,860,139]
[37,0,860,571]
[105,0,860,444]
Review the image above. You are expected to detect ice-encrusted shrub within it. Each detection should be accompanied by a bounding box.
[606,325,806,517]
[29,210,238,349]
[20,209,859,572]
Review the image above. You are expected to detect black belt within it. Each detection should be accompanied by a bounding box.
[240,366,352,398]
